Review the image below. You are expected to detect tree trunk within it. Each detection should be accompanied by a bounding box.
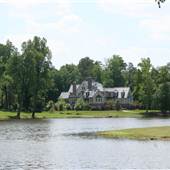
[32,111,35,119]
[16,106,20,119]
[17,95,22,119]
[146,103,149,114]
[4,86,8,110]
[1,93,3,108]
[16,111,20,119]
[32,90,37,119]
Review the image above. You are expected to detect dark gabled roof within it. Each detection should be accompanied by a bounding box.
[59,80,131,99]
[104,87,130,98]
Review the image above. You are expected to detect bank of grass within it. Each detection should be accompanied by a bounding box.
[0,110,146,120]
[97,126,170,140]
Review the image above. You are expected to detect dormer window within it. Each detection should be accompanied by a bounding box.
[121,91,125,98]
[114,91,119,98]
[86,92,90,98]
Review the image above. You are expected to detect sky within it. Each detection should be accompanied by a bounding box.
[0,0,170,69]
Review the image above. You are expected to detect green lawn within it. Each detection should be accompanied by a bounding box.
[97,126,170,140]
[0,110,146,120]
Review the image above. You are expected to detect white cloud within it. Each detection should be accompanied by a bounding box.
[47,39,68,67]
[0,0,51,10]
[54,15,83,33]
[0,0,70,6]
[95,36,114,47]
[0,0,88,69]
[5,0,84,34]
[7,0,72,18]
[97,0,170,42]
[2,0,170,69]
[115,46,170,67]
[140,15,170,41]
[22,15,84,39]
[97,0,156,17]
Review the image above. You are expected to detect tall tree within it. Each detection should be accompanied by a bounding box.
[91,61,103,83]
[138,58,155,112]
[21,36,52,118]
[103,55,126,87]
[158,65,170,84]
[0,41,17,110]
[45,68,61,102]
[7,53,25,118]
[124,62,137,90]
[59,64,80,91]
[158,82,170,113]
[132,69,142,101]
[78,57,94,80]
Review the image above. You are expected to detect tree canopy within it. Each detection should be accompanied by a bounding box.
[0,37,170,116]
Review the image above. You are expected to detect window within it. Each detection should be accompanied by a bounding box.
[121,91,125,98]
[89,98,93,103]
[96,95,102,103]
[114,91,119,98]
[86,92,90,98]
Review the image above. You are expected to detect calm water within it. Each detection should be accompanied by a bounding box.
[1,118,170,169]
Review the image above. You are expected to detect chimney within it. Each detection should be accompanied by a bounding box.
[87,77,92,91]
[72,82,77,96]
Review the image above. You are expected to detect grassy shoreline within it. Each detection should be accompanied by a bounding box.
[0,110,146,120]
[97,126,170,140]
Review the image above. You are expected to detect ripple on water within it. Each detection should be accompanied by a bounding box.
[1,118,170,169]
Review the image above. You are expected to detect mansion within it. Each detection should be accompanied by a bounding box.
[59,78,133,109]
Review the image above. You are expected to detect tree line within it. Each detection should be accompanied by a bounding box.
[0,36,170,118]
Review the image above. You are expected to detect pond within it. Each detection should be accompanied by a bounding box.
[1,118,170,169]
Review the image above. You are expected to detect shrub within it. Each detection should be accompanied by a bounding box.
[105,100,114,110]
[115,100,121,111]
[56,99,68,111]
[74,98,89,110]
[46,100,56,112]
[158,82,170,114]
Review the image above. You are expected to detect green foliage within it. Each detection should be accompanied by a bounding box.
[105,100,121,110]
[158,82,170,113]
[124,63,137,91]
[59,64,80,91]
[105,100,114,110]
[56,99,69,111]
[78,57,95,80]
[103,55,126,87]
[0,41,18,111]
[0,36,170,115]
[21,36,52,118]
[115,100,121,111]
[98,126,170,140]
[0,110,148,120]
[91,61,103,83]
[138,58,155,112]
[74,98,89,111]
[46,100,56,112]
